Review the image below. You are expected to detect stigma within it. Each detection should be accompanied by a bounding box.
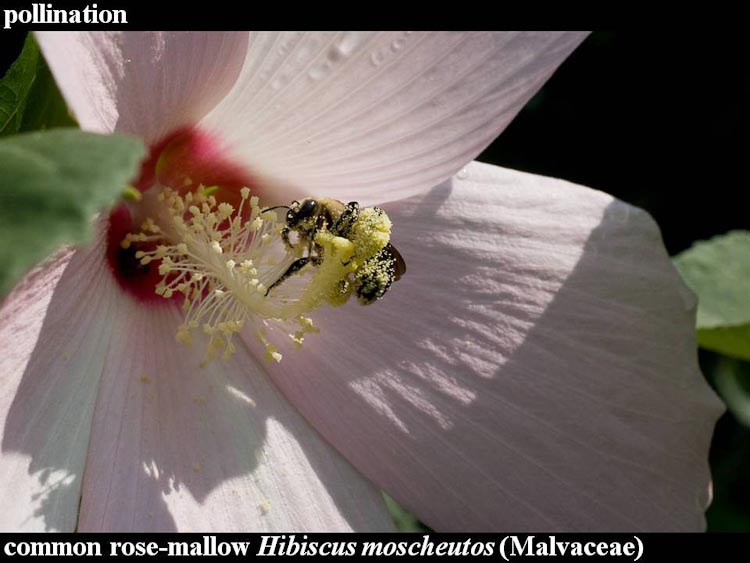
[121,186,395,364]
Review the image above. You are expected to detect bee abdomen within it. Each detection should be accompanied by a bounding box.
[354,247,396,305]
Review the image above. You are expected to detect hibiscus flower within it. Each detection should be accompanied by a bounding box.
[0,32,722,531]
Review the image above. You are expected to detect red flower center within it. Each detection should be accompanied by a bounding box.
[106,128,255,302]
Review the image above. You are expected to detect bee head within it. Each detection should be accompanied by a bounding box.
[287,199,318,227]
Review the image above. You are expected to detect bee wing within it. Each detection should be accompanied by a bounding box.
[385,243,406,281]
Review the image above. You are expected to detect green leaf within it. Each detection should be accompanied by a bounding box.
[0,129,145,297]
[705,355,750,530]
[0,33,76,137]
[713,357,750,428]
[674,231,750,359]
[0,34,40,136]
[696,326,750,361]
[19,40,77,131]
[382,493,431,532]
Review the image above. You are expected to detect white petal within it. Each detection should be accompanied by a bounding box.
[35,32,249,142]
[200,32,586,203]
[0,242,122,531]
[253,161,723,531]
[77,302,393,532]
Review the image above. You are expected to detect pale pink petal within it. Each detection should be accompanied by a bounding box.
[0,241,122,531]
[253,161,723,531]
[0,237,391,532]
[77,302,393,532]
[200,32,586,204]
[35,32,248,143]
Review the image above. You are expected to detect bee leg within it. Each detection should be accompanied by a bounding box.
[308,238,318,258]
[332,202,359,237]
[265,257,311,296]
[266,254,326,296]
[281,227,294,249]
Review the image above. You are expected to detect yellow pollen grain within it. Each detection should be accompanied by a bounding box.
[258,500,272,515]
[121,185,142,202]
[139,373,151,384]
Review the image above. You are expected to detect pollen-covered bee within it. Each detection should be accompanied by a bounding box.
[265,198,406,304]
